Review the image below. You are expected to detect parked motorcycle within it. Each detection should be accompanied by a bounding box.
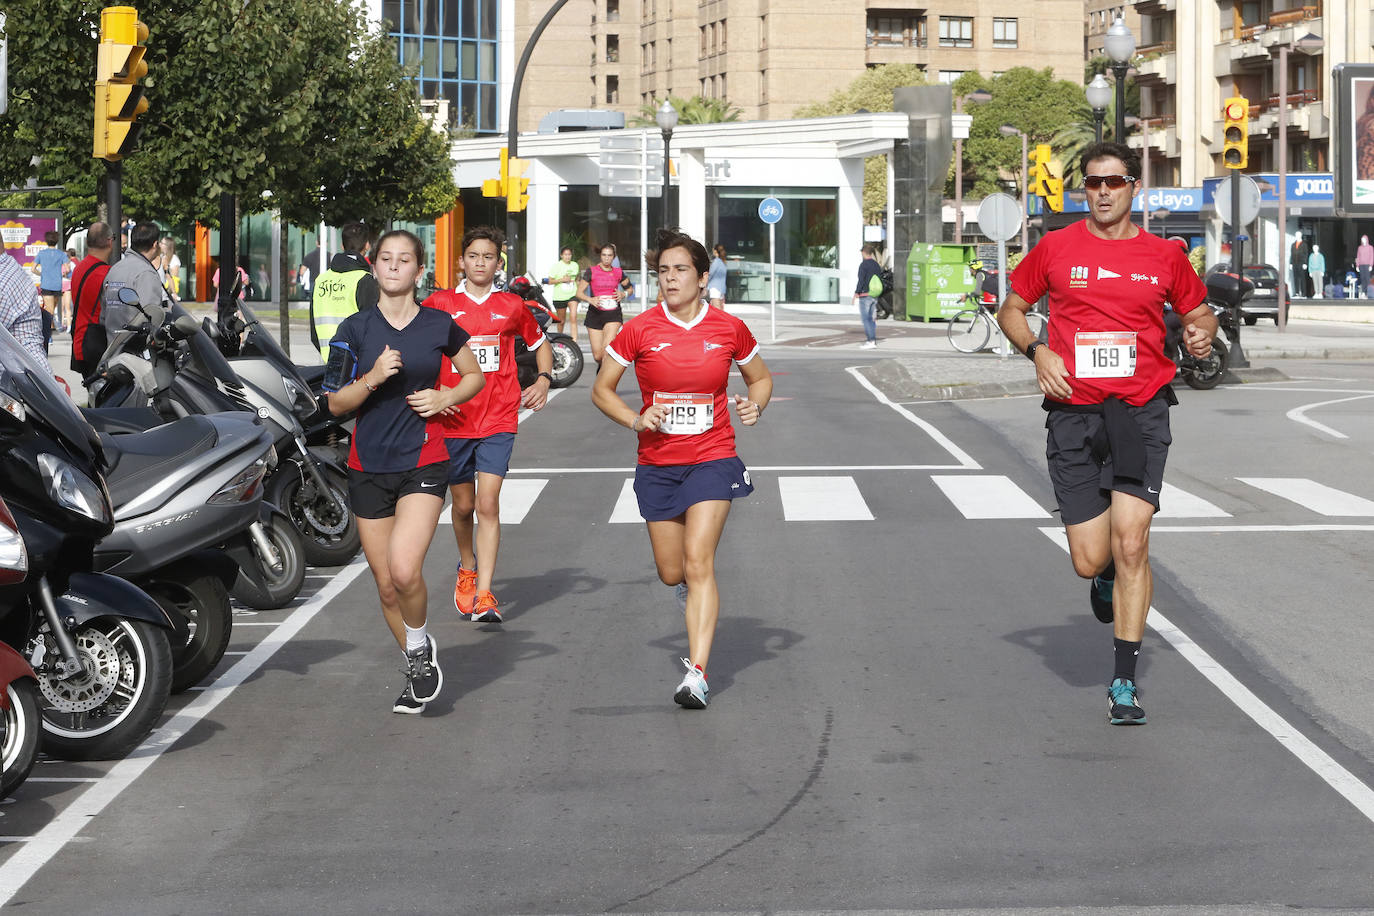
[505,276,586,389]
[1165,272,1250,391]
[0,500,40,796]
[215,303,359,568]
[86,292,305,609]
[0,325,175,761]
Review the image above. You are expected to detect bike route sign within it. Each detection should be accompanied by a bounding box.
[758,197,784,224]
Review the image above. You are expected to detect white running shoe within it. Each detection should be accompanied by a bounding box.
[674,582,688,615]
[673,657,709,709]
[860,340,877,350]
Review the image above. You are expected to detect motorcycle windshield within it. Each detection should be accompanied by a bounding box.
[237,303,311,390]
[168,302,242,387]
[0,325,103,466]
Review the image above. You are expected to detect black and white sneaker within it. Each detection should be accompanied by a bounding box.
[393,687,425,715]
[405,635,444,703]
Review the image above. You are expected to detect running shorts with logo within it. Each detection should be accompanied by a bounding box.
[583,265,627,329]
[348,464,449,519]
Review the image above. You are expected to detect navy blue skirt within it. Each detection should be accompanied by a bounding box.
[633,456,754,521]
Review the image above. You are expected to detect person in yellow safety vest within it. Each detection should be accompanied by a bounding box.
[310,222,380,361]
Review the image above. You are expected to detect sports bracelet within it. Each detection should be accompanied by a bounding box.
[361,375,377,392]
[538,371,553,383]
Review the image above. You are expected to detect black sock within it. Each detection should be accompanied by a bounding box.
[1113,638,1141,682]
[1098,559,1116,582]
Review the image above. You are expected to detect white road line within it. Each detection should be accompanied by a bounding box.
[844,366,982,470]
[778,476,875,521]
[1239,477,1374,516]
[229,622,282,627]
[0,555,372,904]
[931,474,1050,519]
[609,479,640,524]
[1038,527,1374,825]
[20,778,99,784]
[222,651,250,656]
[1285,393,1374,440]
[436,479,549,525]
[1151,524,1374,533]
[1156,482,1232,518]
[0,839,33,844]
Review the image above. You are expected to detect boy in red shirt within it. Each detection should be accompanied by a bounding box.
[427,227,553,622]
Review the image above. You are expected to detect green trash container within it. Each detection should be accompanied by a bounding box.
[905,243,977,322]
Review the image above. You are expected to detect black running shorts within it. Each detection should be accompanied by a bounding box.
[347,462,447,519]
[1044,397,1172,526]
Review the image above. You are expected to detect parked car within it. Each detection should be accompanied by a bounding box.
[1205,262,1285,324]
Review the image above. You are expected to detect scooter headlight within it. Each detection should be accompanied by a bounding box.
[37,453,113,525]
[0,495,28,586]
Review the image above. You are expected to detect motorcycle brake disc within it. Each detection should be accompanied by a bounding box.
[37,628,122,713]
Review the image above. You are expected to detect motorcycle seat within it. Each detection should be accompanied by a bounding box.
[99,415,219,509]
[80,406,164,436]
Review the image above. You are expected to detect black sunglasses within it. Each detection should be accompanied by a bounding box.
[1084,175,1137,190]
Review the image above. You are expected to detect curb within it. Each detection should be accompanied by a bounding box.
[860,359,1040,402]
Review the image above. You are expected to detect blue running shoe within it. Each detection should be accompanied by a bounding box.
[673,657,709,709]
[1090,574,1115,623]
[1107,677,1146,725]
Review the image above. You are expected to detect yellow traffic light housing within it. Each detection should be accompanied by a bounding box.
[1045,177,1064,213]
[506,156,530,212]
[482,148,509,198]
[94,6,150,161]
[1222,96,1249,170]
[1032,144,1053,199]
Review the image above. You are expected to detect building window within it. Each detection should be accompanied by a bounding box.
[387,0,501,132]
[607,75,619,104]
[760,15,767,48]
[720,73,726,100]
[700,25,707,57]
[665,37,671,68]
[938,16,973,49]
[760,69,767,103]
[992,18,1017,48]
[650,41,656,70]
[937,70,964,84]
[606,34,619,63]
[719,19,726,51]
[606,0,619,21]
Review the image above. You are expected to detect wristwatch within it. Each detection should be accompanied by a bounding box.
[1025,341,1044,362]
[538,371,553,383]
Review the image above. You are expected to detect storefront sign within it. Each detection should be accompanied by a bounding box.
[1201,173,1335,206]
[1059,187,1202,214]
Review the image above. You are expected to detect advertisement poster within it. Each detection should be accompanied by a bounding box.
[1335,64,1374,215]
[0,210,64,287]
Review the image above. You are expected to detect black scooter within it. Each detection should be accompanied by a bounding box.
[506,277,585,389]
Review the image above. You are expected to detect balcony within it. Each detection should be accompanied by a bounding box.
[1253,95,1327,139]
[1135,48,1176,86]
[1134,0,1177,14]
[1268,5,1320,29]
[865,40,929,67]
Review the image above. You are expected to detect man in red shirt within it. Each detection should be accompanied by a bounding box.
[998,142,1217,726]
[69,222,114,379]
[427,227,552,623]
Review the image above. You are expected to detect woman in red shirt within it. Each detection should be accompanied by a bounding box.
[591,229,772,709]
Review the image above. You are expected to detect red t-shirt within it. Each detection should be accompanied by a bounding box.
[428,283,546,439]
[70,255,110,360]
[1011,220,1206,406]
[606,303,761,467]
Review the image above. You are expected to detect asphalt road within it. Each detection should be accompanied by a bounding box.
[3,346,1374,914]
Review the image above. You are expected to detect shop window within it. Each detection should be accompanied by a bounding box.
[938,16,973,48]
[992,18,1017,48]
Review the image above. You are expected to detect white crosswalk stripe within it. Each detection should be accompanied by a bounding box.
[777,476,874,521]
[1238,477,1374,516]
[496,478,548,524]
[931,474,1051,519]
[609,479,641,523]
[1156,482,1232,518]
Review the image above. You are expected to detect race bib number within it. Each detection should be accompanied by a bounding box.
[653,392,713,436]
[1075,331,1136,378]
[595,295,619,311]
[468,335,500,372]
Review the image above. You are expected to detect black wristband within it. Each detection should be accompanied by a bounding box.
[1025,341,1044,362]
[538,371,553,383]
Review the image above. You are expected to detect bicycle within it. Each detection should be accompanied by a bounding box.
[946,291,1045,354]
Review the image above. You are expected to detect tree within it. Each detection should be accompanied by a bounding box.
[630,95,742,126]
[1049,96,1121,189]
[793,64,930,222]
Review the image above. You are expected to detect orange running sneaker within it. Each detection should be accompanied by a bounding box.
[453,567,478,616]
[470,590,502,623]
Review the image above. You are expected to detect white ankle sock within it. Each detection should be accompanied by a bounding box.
[404,623,427,653]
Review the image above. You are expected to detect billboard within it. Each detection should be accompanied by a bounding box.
[0,209,63,288]
[1333,63,1374,216]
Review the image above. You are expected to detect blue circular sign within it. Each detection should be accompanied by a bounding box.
[758,197,784,224]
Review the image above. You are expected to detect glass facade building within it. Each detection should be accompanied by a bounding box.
[382,0,501,133]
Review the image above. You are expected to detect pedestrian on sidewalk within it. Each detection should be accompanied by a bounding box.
[997,141,1216,727]
[427,225,554,625]
[708,244,728,309]
[591,228,772,709]
[70,222,113,380]
[1356,235,1373,298]
[1308,245,1326,298]
[34,231,68,350]
[0,249,49,368]
[854,244,881,349]
[310,222,378,362]
[323,230,485,715]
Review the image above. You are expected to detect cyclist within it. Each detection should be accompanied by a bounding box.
[576,243,634,368]
[326,229,485,714]
[427,226,553,624]
[996,142,1216,726]
[591,228,772,709]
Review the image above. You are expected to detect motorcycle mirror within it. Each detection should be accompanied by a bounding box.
[170,315,202,340]
[201,318,221,340]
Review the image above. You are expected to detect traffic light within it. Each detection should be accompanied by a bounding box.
[1031,144,1053,198]
[1222,96,1249,170]
[482,147,509,198]
[1045,177,1064,213]
[506,155,530,212]
[94,6,150,161]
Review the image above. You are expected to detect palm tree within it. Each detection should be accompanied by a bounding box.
[630,95,743,126]
[1050,97,1120,188]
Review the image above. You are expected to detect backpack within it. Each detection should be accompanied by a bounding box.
[867,272,885,297]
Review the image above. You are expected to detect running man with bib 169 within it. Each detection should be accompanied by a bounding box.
[996,142,1216,726]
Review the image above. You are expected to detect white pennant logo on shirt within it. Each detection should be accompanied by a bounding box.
[1097,267,1121,280]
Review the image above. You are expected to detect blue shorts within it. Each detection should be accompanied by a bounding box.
[633,456,754,522]
[446,432,516,485]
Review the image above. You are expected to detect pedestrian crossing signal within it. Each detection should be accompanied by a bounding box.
[93,6,150,161]
[1222,96,1249,170]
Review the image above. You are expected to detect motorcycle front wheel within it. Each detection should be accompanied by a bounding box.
[37,618,172,761]
[0,679,40,797]
[267,466,360,567]
[549,336,585,388]
[231,516,306,610]
[144,568,233,694]
[1183,337,1228,390]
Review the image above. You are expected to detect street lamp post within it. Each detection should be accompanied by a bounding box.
[1105,17,1136,145]
[655,99,679,229]
[1275,33,1323,330]
[1000,124,1029,255]
[1086,74,1112,144]
[953,89,991,244]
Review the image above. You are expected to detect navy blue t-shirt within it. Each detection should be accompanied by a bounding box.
[332,306,469,473]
